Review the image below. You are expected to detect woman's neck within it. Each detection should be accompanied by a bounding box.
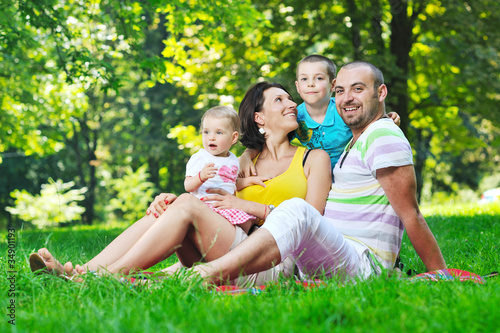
[261,135,294,161]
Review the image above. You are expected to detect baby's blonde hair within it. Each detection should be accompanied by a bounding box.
[200,106,241,134]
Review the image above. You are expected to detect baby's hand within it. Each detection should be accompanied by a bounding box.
[199,163,218,182]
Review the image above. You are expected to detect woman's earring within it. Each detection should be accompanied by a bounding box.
[259,128,266,135]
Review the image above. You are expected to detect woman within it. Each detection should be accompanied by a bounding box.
[30,82,331,282]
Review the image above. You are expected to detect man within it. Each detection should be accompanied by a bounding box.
[195,61,446,284]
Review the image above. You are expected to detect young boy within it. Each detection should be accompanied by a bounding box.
[240,55,399,174]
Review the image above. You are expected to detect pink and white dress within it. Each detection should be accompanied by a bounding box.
[185,149,255,225]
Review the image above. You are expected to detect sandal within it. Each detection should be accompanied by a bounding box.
[29,253,51,274]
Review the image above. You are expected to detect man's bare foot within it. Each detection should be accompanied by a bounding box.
[37,248,65,276]
[190,264,219,286]
[75,264,88,275]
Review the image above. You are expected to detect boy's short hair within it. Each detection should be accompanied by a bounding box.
[201,106,241,133]
[297,55,337,81]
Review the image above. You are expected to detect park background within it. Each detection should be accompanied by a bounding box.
[0,1,499,332]
[1,0,499,229]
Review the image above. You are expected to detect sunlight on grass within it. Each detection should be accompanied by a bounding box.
[421,202,500,216]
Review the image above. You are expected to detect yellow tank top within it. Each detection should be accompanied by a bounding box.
[236,146,308,224]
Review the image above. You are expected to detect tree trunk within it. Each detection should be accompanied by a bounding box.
[389,1,429,203]
[389,1,413,137]
[413,128,433,203]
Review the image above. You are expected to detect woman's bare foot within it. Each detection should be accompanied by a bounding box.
[37,248,65,276]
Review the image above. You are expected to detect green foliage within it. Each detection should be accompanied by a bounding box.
[168,124,203,155]
[106,164,157,223]
[5,179,87,228]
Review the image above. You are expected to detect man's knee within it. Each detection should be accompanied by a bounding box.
[272,198,315,233]
[277,198,309,212]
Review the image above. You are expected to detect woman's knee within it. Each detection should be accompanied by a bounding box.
[170,193,204,219]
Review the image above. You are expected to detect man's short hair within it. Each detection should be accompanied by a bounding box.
[342,61,384,89]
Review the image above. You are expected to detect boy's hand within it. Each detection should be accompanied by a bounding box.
[387,112,401,127]
[199,163,218,182]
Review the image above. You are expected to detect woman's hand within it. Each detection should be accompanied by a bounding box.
[202,188,242,210]
[146,193,178,218]
[236,175,271,191]
[238,149,258,177]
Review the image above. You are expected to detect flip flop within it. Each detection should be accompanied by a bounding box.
[29,252,81,281]
[29,253,51,274]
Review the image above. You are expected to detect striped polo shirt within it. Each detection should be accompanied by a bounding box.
[324,118,413,270]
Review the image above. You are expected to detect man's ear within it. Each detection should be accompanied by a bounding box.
[231,131,239,145]
[378,84,388,102]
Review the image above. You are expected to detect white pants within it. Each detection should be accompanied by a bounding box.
[262,198,378,280]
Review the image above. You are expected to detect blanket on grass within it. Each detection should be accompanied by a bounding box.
[124,269,495,294]
[213,269,495,295]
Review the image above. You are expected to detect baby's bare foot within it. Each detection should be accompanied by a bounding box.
[38,248,65,276]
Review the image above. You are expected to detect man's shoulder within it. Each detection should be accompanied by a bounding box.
[364,119,408,143]
[360,119,413,169]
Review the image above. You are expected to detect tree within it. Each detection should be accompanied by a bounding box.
[246,0,500,201]
[0,0,273,225]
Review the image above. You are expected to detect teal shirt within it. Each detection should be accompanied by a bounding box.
[293,97,352,169]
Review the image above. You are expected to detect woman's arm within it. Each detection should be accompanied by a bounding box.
[238,148,259,177]
[236,175,271,191]
[208,149,331,217]
[302,149,332,214]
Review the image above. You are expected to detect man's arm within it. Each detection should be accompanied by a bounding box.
[377,165,447,271]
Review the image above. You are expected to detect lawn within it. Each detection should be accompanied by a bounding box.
[1,203,499,332]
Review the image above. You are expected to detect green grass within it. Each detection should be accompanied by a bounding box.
[1,203,499,332]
